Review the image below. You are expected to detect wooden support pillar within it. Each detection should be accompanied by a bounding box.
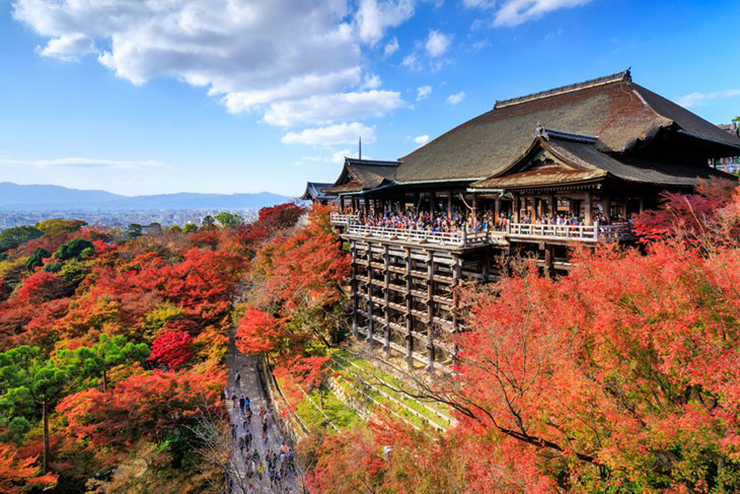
[351,243,359,338]
[447,191,453,218]
[451,256,461,331]
[340,196,345,213]
[364,195,370,216]
[584,192,592,224]
[602,193,611,221]
[451,256,462,363]
[430,191,436,215]
[513,195,520,223]
[494,197,501,220]
[383,245,391,357]
[548,194,556,218]
[472,193,478,216]
[426,251,435,373]
[366,245,374,345]
[544,244,553,275]
[413,192,420,212]
[404,248,414,369]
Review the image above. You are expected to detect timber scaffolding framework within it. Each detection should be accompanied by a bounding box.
[345,228,499,374]
[333,213,635,373]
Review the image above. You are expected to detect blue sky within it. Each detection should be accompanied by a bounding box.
[0,0,738,197]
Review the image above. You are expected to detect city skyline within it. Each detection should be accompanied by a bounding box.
[1,0,738,197]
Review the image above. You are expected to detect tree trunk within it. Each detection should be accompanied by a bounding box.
[102,368,108,391]
[42,398,49,474]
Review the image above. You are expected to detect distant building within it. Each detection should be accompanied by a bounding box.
[300,182,337,204]
[142,222,163,235]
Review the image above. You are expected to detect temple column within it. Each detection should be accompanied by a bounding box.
[472,193,478,216]
[430,191,436,215]
[366,246,374,345]
[447,191,453,218]
[513,195,520,223]
[383,245,391,357]
[351,243,359,338]
[584,192,593,224]
[404,247,414,369]
[340,196,345,213]
[426,252,435,373]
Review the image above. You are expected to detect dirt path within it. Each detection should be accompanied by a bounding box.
[226,350,298,493]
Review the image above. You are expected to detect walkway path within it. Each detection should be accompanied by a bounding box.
[226,350,298,493]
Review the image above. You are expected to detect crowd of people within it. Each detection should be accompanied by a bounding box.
[344,207,629,235]
[226,370,295,492]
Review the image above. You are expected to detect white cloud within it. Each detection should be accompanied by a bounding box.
[413,134,429,145]
[0,157,163,169]
[401,53,422,71]
[446,91,465,105]
[281,122,376,146]
[494,0,593,27]
[355,0,415,46]
[36,33,97,61]
[361,74,382,90]
[383,36,400,57]
[462,0,496,7]
[676,89,740,108]
[425,30,452,57]
[264,90,404,127]
[416,85,433,101]
[12,0,415,133]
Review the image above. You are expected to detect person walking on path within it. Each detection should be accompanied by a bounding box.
[239,395,245,414]
[234,370,241,390]
[244,395,251,413]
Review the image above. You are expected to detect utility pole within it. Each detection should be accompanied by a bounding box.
[359,136,362,160]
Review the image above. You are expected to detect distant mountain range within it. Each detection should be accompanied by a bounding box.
[0,182,293,211]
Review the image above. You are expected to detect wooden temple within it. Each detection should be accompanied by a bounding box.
[313,69,740,372]
[299,181,337,204]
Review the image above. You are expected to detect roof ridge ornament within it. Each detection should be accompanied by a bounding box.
[493,69,632,110]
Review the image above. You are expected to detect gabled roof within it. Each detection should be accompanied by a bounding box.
[300,182,335,201]
[323,157,400,195]
[471,127,734,190]
[394,69,740,185]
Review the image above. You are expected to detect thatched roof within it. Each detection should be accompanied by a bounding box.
[394,70,740,184]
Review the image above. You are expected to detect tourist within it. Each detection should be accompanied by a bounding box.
[234,370,241,389]
[239,395,245,414]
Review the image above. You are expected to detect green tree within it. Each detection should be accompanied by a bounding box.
[168,225,183,233]
[201,215,215,228]
[214,212,243,228]
[126,223,143,239]
[54,238,94,261]
[35,219,87,237]
[0,346,69,474]
[56,334,150,391]
[25,248,51,271]
[0,226,43,253]
[183,223,198,234]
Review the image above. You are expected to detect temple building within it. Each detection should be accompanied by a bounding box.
[311,69,740,372]
[299,182,337,204]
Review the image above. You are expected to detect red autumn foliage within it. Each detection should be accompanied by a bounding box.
[0,443,58,494]
[12,271,68,305]
[449,234,740,489]
[148,330,195,369]
[254,204,349,311]
[235,308,282,354]
[634,178,740,246]
[57,368,225,455]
